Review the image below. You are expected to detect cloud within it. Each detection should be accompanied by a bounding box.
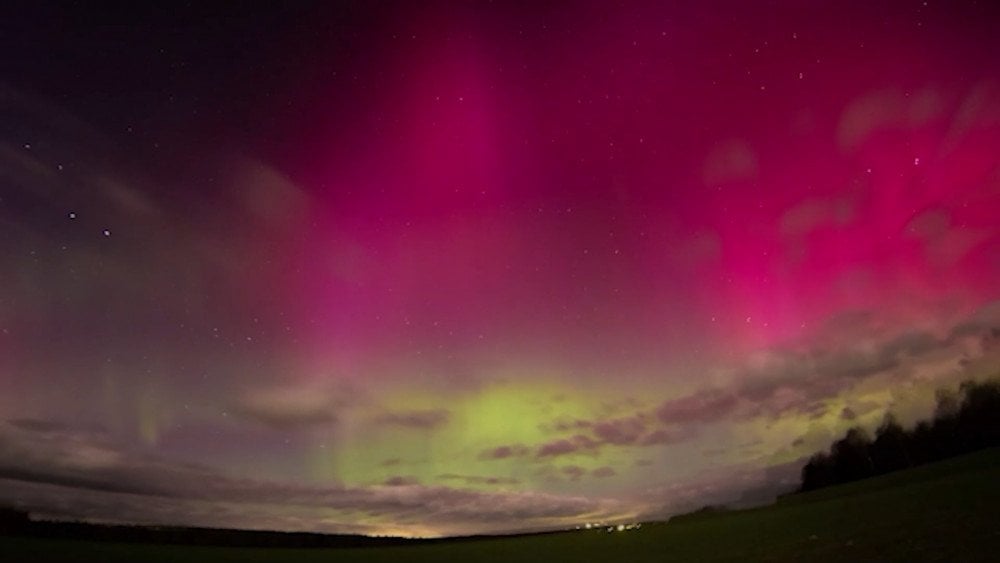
[479,421,683,466]
[655,338,921,425]
[592,466,616,478]
[591,416,647,445]
[652,306,1000,428]
[480,414,687,466]
[6,419,80,433]
[531,414,685,458]
[383,476,420,487]
[478,444,531,460]
[837,88,943,150]
[480,303,1000,471]
[656,388,740,425]
[374,409,450,430]
[560,466,585,481]
[879,331,941,360]
[0,420,218,499]
[539,417,592,434]
[0,420,630,536]
[437,474,520,486]
[581,416,685,448]
[947,301,1000,344]
[638,429,684,446]
[232,386,338,430]
[536,435,600,458]
[842,399,883,422]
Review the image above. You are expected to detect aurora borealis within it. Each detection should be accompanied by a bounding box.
[1,0,999,537]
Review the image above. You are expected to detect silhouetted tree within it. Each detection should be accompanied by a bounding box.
[870,413,910,474]
[800,452,835,492]
[930,387,961,457]
[830,427,874,483]
[957,379,1000,451]
[798,376,1000,493]
[908,420,940,465]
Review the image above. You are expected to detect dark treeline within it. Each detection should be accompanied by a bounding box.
[800,377,1000,492]
[0,506,568,548]
[0,510,414,548]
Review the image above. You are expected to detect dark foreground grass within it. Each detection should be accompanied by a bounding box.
[3,448,999,563]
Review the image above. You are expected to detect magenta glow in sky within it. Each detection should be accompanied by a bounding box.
[0,1,998,537]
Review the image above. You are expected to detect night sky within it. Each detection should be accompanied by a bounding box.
[1,1,999,537]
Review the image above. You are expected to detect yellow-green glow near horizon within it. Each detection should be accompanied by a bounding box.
[314,378,619,488]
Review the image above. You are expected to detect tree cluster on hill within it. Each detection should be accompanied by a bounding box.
[800,378,1000,492]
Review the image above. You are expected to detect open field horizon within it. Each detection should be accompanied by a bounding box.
[4,447,999,562]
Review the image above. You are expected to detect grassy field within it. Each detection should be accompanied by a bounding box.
[3,448,999,562]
